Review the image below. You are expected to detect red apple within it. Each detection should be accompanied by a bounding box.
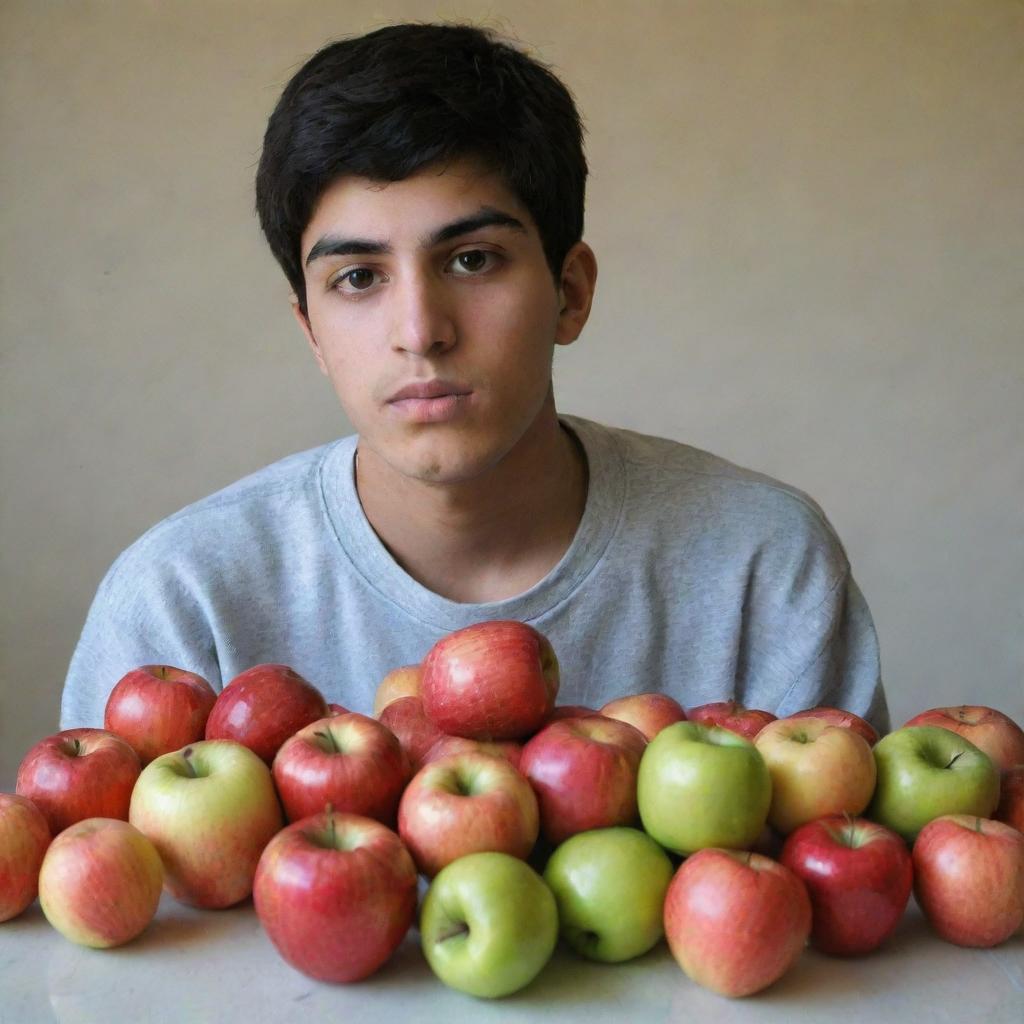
[272,713,408,825]
[205,664,328,763]
[421,620,559,740]
[903,706,1024,772]
[995,765,1024,833]
[16,729,141,835]
[912,814,1024,947]
[378,696,444,773]
[786,706,879,746]
[687,700,776,741]
[254,811,418,983]
[663,848,811,997]
[422,734,523,772]
[398,751,539,877]
[373,664,422,717]
[38,818,163,948]
[754,717,877,834]
[0,793,51,922]
[520,716,646,845]
[104,664,216,764]
[780,816,912,955]
[598,692,687,741]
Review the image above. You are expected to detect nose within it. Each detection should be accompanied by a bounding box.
[390,269,456,358]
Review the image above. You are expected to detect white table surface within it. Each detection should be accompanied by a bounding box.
[2,891,1021,1024]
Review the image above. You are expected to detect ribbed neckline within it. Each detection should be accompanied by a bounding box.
[317,415,626,631]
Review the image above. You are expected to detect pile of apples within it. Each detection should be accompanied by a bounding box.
[3,619,1024,1000]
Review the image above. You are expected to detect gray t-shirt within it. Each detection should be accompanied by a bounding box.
[61,416,889,733]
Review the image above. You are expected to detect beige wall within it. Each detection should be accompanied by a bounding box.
[2,1,1021,780]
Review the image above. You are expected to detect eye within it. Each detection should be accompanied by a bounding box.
[332,267,383,294]
[449,250,501,275]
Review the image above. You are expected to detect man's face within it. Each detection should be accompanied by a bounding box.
[296,158,581,486]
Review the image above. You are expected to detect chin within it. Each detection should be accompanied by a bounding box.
[365,419,514,486]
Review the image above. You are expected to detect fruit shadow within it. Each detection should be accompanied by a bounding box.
[116,896,254,957]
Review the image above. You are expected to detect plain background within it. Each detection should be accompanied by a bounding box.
[1,0,1021,782]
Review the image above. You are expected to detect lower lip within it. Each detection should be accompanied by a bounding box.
[387,393,472,423]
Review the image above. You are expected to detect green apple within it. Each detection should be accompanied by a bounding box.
[420,851,558,998]
[637,722,772,855]
[543,826,674,962]
[129,739,283,909]
[867,726,1000,841]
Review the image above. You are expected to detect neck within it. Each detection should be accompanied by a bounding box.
[354,402,588,603]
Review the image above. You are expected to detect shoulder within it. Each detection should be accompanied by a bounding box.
[101,438,351,588]
[569,416,846,571]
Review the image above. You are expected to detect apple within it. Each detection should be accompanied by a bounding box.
[420,850,558,998]
[327,703,349,715]
[272,713,407,825]
[103,664,216,764]
[422,734,523,772]
[913,814,1024,947]
[780,815,912,955]
[598,692,687,741]
[754,717,877,834]
[378,696,444,773]
[205,663,328,763]
[421,620,559,740]
[903,705,1024,772]
[0,793,51,922]
[543,826,674,962]
[38,818,162,948]
[398,751,539,877]
[519,716,647,845]
[254,810,417,982]
[637,722,771,855]
[686,700,776,740]
[663,848,812,997]
[867,726,1000,841]
[995,765,1024,833]
[16,728,141,835]
[372,664,422,717]
[786,706,879,746]
[129,739,283,908]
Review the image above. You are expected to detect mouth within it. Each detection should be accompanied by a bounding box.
[386,379,474,424]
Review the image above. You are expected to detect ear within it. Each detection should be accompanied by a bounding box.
[554,241,598,347]
[290,295,329,376]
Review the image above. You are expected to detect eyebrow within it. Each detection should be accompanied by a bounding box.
[304,207,528,266]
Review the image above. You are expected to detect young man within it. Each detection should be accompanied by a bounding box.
[61,23,889,732]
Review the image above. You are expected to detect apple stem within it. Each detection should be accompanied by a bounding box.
[317,730,340,754]
[182,747,197,778]
[945,752,964,769]
[436,921,470,943]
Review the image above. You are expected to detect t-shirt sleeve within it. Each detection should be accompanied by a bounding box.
[60,547,222,730]
[768,569,890,734]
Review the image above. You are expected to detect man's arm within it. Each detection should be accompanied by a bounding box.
[768,572,890,734]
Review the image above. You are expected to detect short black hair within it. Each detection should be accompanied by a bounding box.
[255,23,587,314]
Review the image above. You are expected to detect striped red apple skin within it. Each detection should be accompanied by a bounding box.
[421,621,559,741]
